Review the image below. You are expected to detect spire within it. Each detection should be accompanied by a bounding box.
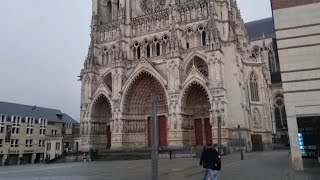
[85,34,95,68]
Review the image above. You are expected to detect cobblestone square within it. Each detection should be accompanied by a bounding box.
[0,151,319,180]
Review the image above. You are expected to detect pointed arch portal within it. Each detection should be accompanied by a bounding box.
[181,82,212,146]
[90,94,112,149]
[122,71,168,147]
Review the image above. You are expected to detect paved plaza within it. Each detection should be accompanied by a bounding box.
[0,150,319,180]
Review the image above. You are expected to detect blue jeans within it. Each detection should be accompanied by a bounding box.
[203,169,218,180]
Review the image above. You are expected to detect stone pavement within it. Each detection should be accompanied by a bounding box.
[0,150,319,180]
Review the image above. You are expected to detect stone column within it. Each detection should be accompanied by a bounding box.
[202,118,206,145]
[287,116,304,170]
[167,59,180,91]
[112,1,117,21]
[125,0,131,24]
[209,59,216,87]
[216,61,222,86]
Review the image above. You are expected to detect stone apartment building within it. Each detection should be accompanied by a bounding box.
[80,0,288,153]
[0,101,79,166]
[45,123,81,162]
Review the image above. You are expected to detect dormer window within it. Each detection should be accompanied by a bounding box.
[56,114,63,120]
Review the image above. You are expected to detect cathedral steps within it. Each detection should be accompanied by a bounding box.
[95,146,204,161]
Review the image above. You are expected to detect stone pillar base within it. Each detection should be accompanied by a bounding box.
[291,155,304,170]
[111,133,147,149]
[168,130,195,147]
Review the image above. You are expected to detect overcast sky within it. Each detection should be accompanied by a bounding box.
[0,0,272,121]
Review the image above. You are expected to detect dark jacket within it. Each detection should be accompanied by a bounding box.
[200,148,221,170]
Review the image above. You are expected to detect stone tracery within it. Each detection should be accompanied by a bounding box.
[181,81,210,117]
[123,71,167,116]
[186,56,209,78]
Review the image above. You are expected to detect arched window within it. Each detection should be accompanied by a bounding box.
[110,47,115,61]
[249,72,259,102]
[102,47,109,65]
[162,35,168,54]
[107,1,112,21]
[274,94,287,130]
[202,31,206,46]
[137,46,141,59]
[156,43,160,56]
[102,53,108,65]
[185,28,192,48]
[147,44,151,58]
[133,42,141,60]
[133,47,137,60]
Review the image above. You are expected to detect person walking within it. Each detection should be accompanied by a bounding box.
[82,153,87,162]
[169,150,173,160]
[200,143,221,180]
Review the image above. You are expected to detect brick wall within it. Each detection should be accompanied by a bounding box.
[271,0,320,10]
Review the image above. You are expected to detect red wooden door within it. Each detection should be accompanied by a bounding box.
[158,116,167,147]
[194,119,203,145]
[251,135,263,151]
[204,118,212,145]
[147,116,167,147]
[106,125,111,149]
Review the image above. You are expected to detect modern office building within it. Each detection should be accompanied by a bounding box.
[271,0,320,170]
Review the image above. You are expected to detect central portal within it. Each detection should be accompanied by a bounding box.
[122,71,168,148]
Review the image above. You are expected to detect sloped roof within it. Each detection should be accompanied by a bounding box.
[245,17,275,40]
[0,101,78,124]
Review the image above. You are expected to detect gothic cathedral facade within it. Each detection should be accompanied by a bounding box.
[80,0,274,152]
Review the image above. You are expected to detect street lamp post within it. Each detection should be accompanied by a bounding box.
[217,116,222,157]
[150,95,158,180]
[238,125,244,160]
